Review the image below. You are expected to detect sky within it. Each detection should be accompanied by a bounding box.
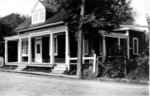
[0,0,150,26]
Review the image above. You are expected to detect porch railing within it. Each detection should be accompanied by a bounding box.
[69,54,96,72]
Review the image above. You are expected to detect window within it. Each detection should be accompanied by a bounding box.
[133,38,139,54]
[84,39,89,55]
[22,39,28,56]
[32,9,45,24]
[32,12,38,23]
[37,44,40,53]
[54,36,58,56]
[39,10,44,21]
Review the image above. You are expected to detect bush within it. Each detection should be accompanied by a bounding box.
[101,57,126,78]
[126,50,149,81]
[82,65,96,79]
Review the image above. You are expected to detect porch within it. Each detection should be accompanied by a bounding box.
[4,25,70,70]
[4,26,129,74]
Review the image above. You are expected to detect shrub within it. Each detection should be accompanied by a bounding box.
[101,56,126,78]
[82,65,96,79]
[126,50,149,80]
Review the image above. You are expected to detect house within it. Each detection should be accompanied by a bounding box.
[4,0,147,73]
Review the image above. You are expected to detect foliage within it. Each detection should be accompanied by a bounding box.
[44,0,134,35]
[146,15,150,48]
[0,13,26,37]
[126,50,149,80]
[101,57,126,78]
[82,65,96,79]
[44,0,134,79]
[0,13,26,56]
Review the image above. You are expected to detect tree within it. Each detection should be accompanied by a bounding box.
[44,0,134,78]
[0,13,26,56]
[146,15,150,65]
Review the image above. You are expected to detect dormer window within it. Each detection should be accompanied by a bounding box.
[39,9,44,21]
[32,9,45,24]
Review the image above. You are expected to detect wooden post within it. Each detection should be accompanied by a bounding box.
[4,40,8,63]
[126,30,130,59]
[93,54,96,72]
[118,38,120,46]
[28,37,31,64]
[65,29,70,71]
[50,34,54,64]
[18,38,22,63]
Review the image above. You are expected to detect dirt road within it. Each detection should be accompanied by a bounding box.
[0,72,148,96]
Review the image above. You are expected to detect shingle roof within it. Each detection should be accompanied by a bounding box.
[15,8,68,32]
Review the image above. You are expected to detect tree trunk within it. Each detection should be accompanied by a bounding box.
[77,29,83,79]
[77,0,85,79]
[148,21,150,65]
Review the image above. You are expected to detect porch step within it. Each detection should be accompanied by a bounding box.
[52,64,66,74]
[15,65,27,71]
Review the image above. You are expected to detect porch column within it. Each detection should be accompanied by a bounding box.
[65,29,70,71]
[50,34,54,64]
[18,38,22,63]
[28,37,31,64]
[102,35,106,62]
[4,40,8,64]
[118,38,120,46]
[126,30,130,59]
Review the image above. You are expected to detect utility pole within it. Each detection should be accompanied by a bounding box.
[77,0,85,79]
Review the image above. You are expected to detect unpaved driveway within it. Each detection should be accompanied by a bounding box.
[0,72,148,96]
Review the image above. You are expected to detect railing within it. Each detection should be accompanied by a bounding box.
[69,54,96,72]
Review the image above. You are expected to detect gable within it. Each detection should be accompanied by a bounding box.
[31,0,46,25]
[31,0,45,12]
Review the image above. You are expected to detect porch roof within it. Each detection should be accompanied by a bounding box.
[114,27,146,33]
[15,9,68,33]
[99,30,128,38]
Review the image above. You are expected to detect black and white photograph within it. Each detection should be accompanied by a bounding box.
[0,0,149,96]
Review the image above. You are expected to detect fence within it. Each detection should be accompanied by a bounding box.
[69,54,96,72]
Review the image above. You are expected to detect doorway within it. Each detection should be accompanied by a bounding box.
[35,37,42,63]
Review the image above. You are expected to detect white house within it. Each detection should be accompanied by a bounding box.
[4,0,147,74]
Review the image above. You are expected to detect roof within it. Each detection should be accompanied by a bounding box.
[114,25,147,33]
[99,30,128,38]
[114,25,148,32]
[114,28,146,33]
[15,9,68,32]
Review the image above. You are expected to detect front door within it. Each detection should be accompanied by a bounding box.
[35,37,42,63]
